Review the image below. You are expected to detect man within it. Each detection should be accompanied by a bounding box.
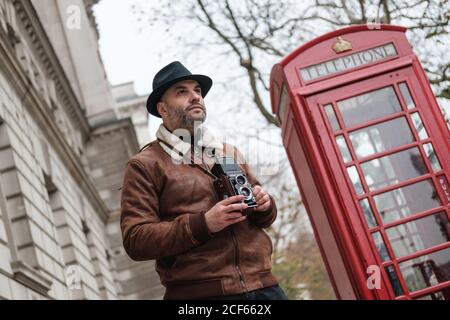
[120,61,287,300]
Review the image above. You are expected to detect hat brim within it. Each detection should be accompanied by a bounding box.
[146,74,213,118]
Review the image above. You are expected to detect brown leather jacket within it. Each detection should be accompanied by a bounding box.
[120,139,278,299]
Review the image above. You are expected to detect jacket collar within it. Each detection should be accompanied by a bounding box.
[156,124,223,162]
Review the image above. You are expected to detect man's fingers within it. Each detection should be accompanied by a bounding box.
[255,191,266,202]
[225,212,244,220]
[255,195,271,212]
[256,192,269,204]
[226,214,247,224]
[253,185,262,196]
[220,195,245,206]
[225,202,248,213]
[256,202,270,211]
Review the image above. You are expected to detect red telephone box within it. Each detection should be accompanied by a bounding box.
[270,25,450,300]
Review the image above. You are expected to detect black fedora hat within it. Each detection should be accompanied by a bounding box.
[146,61,213,118]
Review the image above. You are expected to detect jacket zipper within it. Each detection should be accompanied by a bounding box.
[230,226,248,293]
[197,148,247,291]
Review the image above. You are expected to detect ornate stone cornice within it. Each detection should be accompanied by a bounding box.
[0,1,110,223]
[91,118,141,152]
[12,0,91,139]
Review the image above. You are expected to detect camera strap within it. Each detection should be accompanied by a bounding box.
[157,138,218,181]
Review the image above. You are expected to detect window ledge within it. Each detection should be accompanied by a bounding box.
[11,261,52,297]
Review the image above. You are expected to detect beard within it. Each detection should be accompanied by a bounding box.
[168,105,207,133]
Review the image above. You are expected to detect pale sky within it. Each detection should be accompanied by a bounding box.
[93,0,252,104]
[94,0,160,96]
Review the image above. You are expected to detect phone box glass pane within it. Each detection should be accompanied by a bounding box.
[349,117,414,159]
[386,212,450,258]
[399,247,450,293]
[361,147,428,191]
[373,180,441,224]
[337,86,402,128]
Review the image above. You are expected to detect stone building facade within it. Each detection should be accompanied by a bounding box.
[0,0,163,299]
[111,82,151,147]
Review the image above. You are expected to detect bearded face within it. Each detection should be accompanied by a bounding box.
[157,80,207,133]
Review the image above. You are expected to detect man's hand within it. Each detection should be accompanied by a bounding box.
[205,195,248,233]
[253,185,271,212]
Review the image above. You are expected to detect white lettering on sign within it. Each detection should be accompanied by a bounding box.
[300,43,397,82]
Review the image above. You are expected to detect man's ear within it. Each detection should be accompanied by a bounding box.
[157,101,167,117]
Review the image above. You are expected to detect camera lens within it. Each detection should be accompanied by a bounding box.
[239,186,253,201]
[235,175,247,185]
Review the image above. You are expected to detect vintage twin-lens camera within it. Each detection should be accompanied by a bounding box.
[211,156,257,214]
